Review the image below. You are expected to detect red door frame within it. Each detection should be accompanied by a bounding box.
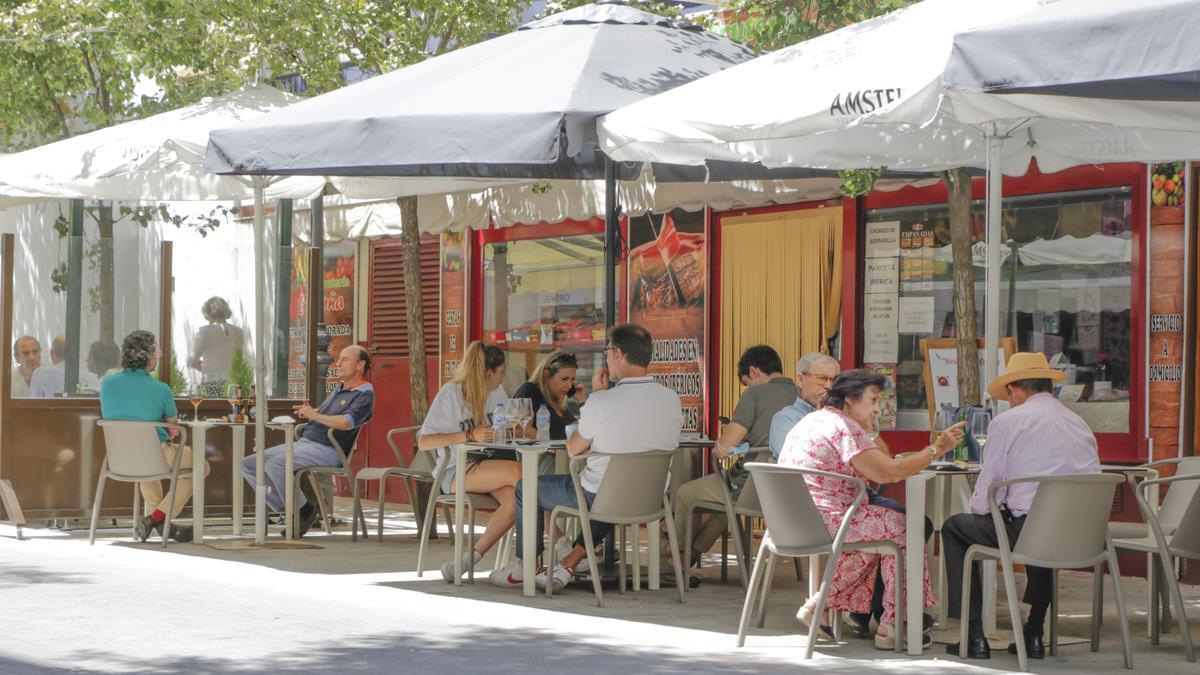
[860,161,1148,462]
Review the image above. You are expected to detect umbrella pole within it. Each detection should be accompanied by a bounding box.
[984,129,1004,397]
[253,176,268,544]
[604,155,618,330]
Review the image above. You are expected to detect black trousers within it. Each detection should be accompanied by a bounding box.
[942,512,1051,622]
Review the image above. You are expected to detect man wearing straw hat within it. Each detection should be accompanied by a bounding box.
[942,352,1100,661]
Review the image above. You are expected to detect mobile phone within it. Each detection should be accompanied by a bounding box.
[568,384,579,397]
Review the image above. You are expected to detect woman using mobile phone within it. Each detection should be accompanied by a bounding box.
[513,351,586,443]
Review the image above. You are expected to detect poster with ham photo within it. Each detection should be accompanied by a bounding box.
[628,209,706,433]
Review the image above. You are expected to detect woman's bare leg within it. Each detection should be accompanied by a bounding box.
[450,460,519,555]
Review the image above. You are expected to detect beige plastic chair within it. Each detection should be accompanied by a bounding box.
[684,447,770,587]
[414,447,512,582]
[548,449,685,607]
[90,420,191,548]
[1111,471,1199,663]
[350,425,440,542]
[736,462,903,658]
[292,424,362,537]
[957,474,1132,672]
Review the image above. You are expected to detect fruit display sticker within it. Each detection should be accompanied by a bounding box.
[628,209,706,433]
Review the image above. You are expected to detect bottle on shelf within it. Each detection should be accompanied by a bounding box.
[535,404,551,442]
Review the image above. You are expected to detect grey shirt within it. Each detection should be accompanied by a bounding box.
[731,376,799,449]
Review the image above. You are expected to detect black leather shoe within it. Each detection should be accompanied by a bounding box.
[152,520,194,543]
[134,515,156,542]
[1006,634,1046,659]
[846,613,872,639]
[294,503,320,538]
[946,637,992,659]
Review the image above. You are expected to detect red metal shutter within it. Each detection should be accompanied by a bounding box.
[369,234,441,357]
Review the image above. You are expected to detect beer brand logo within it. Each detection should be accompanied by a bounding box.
[830,88,903,117]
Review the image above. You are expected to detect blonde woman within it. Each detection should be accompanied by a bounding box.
[420,341,519,582]
[513,351,587,441]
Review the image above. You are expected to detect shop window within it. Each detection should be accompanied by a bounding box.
[483,233,608,394]
[863,187,1133,434]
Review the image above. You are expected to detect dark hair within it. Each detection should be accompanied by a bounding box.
[202,296,233,322]
[481,343,505,371]
[737,345,783,379]
[120,330,157,371]
[1008,378,1054,395]
[820,369,890,409]
[88,340,120,373]
[13,335,39,358]
[609,323,653,368]
[353,344,372,375]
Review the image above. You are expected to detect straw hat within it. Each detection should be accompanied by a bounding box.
[987,352,1067,401]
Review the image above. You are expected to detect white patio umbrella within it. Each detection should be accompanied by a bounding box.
[599,0,1200,389]
[0,84,326,545]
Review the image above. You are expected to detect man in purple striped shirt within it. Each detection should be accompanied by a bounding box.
[944,353,1100,661]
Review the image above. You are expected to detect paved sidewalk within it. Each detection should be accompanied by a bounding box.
[0,505,1194,673]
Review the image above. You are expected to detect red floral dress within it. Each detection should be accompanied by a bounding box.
[777,406,934,625]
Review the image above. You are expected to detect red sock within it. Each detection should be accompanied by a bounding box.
[151,509,166,524]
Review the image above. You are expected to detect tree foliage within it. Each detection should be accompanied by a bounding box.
[722,0,912,52]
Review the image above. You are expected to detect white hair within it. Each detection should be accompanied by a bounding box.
[796,352,839,375]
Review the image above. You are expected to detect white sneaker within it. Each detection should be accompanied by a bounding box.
[489,561,525,588]
[440,550,482,582]
[535,563,572,592]
[574,556,590,575]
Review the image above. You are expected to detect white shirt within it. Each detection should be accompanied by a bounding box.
[191,322,245,380]
[970,393,1101,516]
[30,362,65,398]
[11,369,32,397]
[421,382,508,483]
[576,375,682,493]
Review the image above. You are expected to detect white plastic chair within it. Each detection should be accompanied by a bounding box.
[737,462,904,658]
[414,448,513,582]
[684,448,769,588]
[1112,471,1199,662]
[549,450,685,607]
[958,474,1132,672]
[350,425,438,542]
[292,423,362,537]
[90,420,191,548]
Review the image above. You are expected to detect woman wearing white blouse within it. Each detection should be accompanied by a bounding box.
[420,341,520,582]
[189,296,244,397]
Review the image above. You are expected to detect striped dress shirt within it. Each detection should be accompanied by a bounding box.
[970,392,1101,516]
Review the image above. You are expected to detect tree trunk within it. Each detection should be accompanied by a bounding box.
[944,168,981,407]
[97,203,115,345]
[398,196,429,426]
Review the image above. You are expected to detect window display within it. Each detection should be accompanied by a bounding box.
[864,188,1134,433]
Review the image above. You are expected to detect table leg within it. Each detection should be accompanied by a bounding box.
[284,429,295,541]
[905,474,929,656]
[521,451,538,598]
[649,520,661,591]
[255,427,267,544]
[231,426,245,536]
[453,445,467,586]
[192,424,208,544]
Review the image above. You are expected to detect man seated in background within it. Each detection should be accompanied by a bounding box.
[670,345,796,571]
[100,330,210,543]
[768,352,840,458]
[241,344,374,537]
[31,334,71,397]
[11,335,41,397]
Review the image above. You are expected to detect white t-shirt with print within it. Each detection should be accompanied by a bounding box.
[421,382,508,485]
[576,375,682,493]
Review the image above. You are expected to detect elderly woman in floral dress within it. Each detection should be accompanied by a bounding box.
[778,369,965,649]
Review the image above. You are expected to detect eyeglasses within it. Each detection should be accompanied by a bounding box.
[804,373,835,385]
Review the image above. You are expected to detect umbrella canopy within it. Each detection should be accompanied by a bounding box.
[598,0,1200,173]
[0,84,323,207]
[944,0,1200,121]
[204,2,754,179]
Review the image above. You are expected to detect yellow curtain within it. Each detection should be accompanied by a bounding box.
[719,207,843,418]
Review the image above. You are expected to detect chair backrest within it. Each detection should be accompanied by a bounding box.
[385,425,430,472]
[1168,475,1200,560]
[733,449,772,514]
[588,450,675,520]
[746,462,866,552]
[1005,474,1122,564]
[97,420,175,479]
[1156,458,1200,530]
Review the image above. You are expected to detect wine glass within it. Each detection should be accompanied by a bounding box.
[970,411,992,464]
[225,384,239,421]
[933,408,955,441]
[515,398,533,438]
[189,384,204,421]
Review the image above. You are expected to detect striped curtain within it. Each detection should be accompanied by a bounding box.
[719,207,843,418]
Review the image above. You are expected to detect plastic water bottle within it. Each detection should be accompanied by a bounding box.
[491,403,507,442]
[536,404,551,442]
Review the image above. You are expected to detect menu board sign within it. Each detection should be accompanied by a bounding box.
[628,209,706,432]
[441,231,466,383]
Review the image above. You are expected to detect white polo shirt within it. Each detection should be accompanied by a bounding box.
[576,375,682,493]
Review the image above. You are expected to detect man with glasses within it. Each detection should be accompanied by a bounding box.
[768,352,840,458]
[11,336,41,397]
[669,345,796,574]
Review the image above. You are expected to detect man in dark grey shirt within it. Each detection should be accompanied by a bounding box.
[670,345,796,566]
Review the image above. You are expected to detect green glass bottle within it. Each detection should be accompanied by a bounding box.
[954,410,969,462]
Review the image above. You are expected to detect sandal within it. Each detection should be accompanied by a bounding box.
[874,623,932,650]
[796,602,835,638]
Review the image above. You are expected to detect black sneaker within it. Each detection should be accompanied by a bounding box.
[152,520,194,543]
[294,503,319,538]
[134,515,156,542]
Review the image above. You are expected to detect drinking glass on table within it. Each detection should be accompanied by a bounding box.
[933,409,956,445]
[515,398,533,438]
[188,385,204,421]
[970,411,991,464]
[503,399,521,442]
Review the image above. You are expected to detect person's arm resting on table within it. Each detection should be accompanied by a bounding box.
[850,421,964,484]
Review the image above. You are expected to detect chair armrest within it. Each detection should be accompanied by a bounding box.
[325,427,354,468]
[386,426,422,468]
